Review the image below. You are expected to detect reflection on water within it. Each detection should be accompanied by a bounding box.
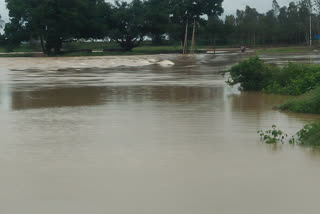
[1,53,320,214]
[10,86,224,110]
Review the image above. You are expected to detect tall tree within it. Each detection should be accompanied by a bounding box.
[272,0,281,17]
[168,0,224,43]
[205,15,224,45]
[108,0,148,51]
[145,0,170,45]
[5,0,106,54]
[0,15,3,29]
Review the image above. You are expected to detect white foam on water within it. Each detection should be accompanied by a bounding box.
[156,60,175,67]
[0,55,168,71]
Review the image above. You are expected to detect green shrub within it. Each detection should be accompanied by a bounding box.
[264,63,320,95]
[280,87,320,114]
[225,56,277,91]
[297,122,320,146]
[225,57,320,95]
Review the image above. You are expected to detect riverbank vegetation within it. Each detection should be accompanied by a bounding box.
[279,87,320,114]
[225,57,320,95]
[296,122,320,146]
[226,57,320,146]
[259,122,320,146]
[225,57,320,114]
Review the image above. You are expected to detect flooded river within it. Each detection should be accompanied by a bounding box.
[0,53,320,214]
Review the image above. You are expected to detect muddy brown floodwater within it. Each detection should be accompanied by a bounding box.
[1,53,320,214]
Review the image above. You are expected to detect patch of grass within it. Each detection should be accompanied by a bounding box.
[59,45,183,57]
[256,47,315,54]
[0,40,223,55]
[0,41,186,56]
[279,87,320,114]
[133,45,182,54]
[0,53,35,57]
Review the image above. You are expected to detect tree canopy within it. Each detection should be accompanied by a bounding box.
[168,0,224,42]
[197,0,320,46]
[2,0,225,53]
[3,0,320,54]
[108,0,148,51]
[4,0,108,54]
[0,15,3,29]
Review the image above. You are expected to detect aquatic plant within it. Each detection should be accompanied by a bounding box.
[258,123,320,146]
[258,125,289,144]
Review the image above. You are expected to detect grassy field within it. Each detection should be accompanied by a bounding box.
[255,46,318,54]
[0,41,218,57]
[0,41,319,57]
[61,45,185,57]
[0,42,186,56]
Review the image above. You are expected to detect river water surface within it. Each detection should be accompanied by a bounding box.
[1,53,320,214]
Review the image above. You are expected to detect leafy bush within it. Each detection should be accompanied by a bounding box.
[225,57,320,95]
[297,122,320,146]
[280,87,320,114]
[225,56,277,91]
[263,63,320,95]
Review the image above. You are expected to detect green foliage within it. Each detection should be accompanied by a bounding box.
[3,0,224,53]
[225,57,320,95]
[0,15,4,29]
[145,0,170,45]
[2,19,29,51]
[297,122,320,146]
[109,0,148,51]
[280,87,320,114]
[258,125,289,144]
[2,0,317,52]
[258,122,320,147]
[168,0,224,42]
[197,0,317,46]
[225,56,277,91]
[263,63,320,95]
[4,0,109,54]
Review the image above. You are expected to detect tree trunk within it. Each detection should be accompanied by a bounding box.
[191,20,196,54]
[40,34,46,54]
[183,21,189,54]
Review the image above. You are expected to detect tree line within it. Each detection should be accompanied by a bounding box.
[0,0,223,54]
[202,0,320,46]
[0,0,320,55]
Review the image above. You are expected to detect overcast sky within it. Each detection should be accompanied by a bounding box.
[0,0,295,22]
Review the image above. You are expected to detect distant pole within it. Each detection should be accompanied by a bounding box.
[191,19,196,54]
[183,20,189,54]
[310,14,312,47]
